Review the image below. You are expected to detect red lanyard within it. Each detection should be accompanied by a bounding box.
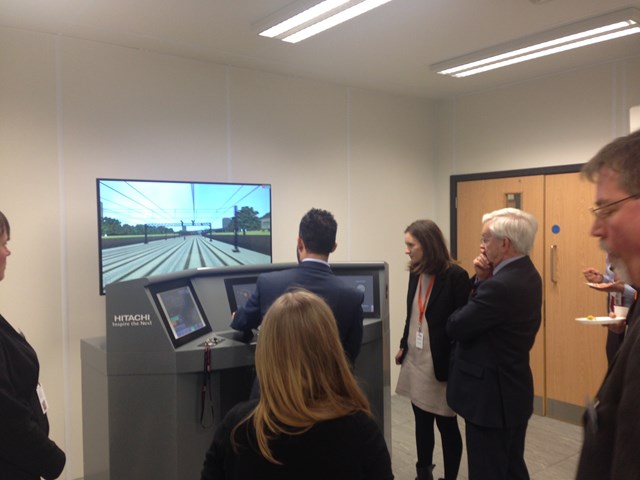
[417,274,435,326]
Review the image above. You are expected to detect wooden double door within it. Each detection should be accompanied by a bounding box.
[454,170,609,421]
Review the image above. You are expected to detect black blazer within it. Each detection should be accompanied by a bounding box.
[231,261,364,363]
[399,263,470,381]
[446,256,542,429]
[0,315,66,480]
[577,298,640,479]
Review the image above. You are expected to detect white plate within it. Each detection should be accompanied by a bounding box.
[585,282,616,290]
[575,316,625,325]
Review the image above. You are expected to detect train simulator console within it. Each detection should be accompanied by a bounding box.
[81,262,390,480]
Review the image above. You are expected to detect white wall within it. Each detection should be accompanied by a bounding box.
[0,26,435,479]
[632,104,640,132]
[432,57,640,236]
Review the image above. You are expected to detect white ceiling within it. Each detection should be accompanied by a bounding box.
[1,0,639,99]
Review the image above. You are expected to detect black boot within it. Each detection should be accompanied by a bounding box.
[415,464,434,480]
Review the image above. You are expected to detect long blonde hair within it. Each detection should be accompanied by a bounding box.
[233,289,371,464]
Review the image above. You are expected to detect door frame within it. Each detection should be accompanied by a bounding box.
[450,162,597,422]
[449,163,583,258]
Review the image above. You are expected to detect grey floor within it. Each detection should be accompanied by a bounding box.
[390,395,583,480]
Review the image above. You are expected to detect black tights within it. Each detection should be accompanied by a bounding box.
[412,403,462,480]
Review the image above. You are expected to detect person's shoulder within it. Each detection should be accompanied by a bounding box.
[259,267,294,279]
[348,410,378,427]
[307,411,375,439]
[334,277,365,301]
[298,261,331,274]
[257,267,297,285]
[447,262,470,278]
[223,399,258,425]
[510,255,535,268]
[510,256,542,281]
[496,256,535,276]
[491,258,541,294]
[334,412,388,451]
[329,410,378,431]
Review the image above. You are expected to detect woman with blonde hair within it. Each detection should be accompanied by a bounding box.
[200,289,393,480]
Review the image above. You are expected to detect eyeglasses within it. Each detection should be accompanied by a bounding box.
[590,193,640,219]
[480,235,494,244]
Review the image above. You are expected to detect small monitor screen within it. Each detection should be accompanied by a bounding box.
[224,276,258,313]
[154,284,211,347]
[337,272,380,318]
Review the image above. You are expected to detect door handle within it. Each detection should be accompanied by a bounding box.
[550,244,558,284]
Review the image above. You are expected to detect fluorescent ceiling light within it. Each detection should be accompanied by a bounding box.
[259,0,349,39]
[257,0,394,44]
[431,8,640,78]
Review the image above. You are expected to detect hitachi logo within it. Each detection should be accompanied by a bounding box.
[113,314,151,322]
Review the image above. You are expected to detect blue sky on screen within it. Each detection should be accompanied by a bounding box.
[99,179,271,230]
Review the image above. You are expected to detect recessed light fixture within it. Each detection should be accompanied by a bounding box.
[257,0,394,44]
[431,8,640,78]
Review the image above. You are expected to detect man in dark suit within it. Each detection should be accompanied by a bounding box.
[231,208,364,364]
[446,208,542,480]
[577,129,640,479]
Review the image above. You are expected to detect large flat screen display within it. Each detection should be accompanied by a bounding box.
[153,284,212,347]
[97,178,271,294]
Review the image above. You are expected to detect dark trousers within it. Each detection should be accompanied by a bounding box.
[412,403,462,479]
[606,330,625,365]
[464,420,529,480]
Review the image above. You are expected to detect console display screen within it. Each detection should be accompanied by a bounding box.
[336,271,380,318]
[154,285,211,347]
[224,277,258,313]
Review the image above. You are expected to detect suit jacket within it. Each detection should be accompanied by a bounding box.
[446,256,542,429]
[577,298,640,480]
[399,263,470,381]
[231,261,364,363]
[0,315,66,480]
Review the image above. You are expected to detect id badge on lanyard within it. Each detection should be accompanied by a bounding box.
[416,274,435,350]
[37,383,48,415]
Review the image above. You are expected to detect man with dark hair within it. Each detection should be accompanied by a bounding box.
[297,208,337,256]
[231,208,364,364]
[577,129,640,479]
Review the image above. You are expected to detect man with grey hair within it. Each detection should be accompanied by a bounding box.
[577,129,640,479]
[446,208,542,480]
